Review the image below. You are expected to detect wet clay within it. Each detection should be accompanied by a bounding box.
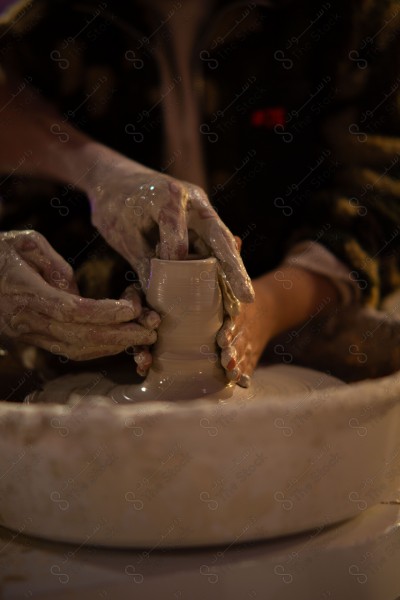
[27,257,341,406]
[27,257,232,403]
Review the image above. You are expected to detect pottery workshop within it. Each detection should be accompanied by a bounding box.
[1,1,400,599]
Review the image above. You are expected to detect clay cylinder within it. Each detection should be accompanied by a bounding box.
[145,257,226,399]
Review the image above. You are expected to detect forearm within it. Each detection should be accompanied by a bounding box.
[253,265,340,341]
[0,78,85,181]
[0,78,148,189]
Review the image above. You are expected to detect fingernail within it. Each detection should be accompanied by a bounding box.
[227,357,236,371]
[143,310,161,329]
[134,352,146,364]
[227,368,239,381]
[221,348,236,369]
[238,374,251,388]
[169,181,181,194]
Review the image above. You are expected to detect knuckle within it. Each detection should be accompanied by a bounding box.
[216,329,229,348]
[15,230,46,253]
[169,180,184,195]
[3,308,31,337]
[24,230,44,247]
[26,229,41,241]
[192,185,210,204]
[49,342,69,358]
[64,262,74,278]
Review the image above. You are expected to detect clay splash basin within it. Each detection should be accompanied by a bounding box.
[0,258,400,547]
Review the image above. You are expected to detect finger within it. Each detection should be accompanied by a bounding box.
[11,230,79,294]
[133,346,153,376]
[224,352,250,383]
[2,245,135,324]
[237,373,251,388]
[189,193,254,302]
[220,326,254,385]
[233,337,256,384]
[138,309,161,329]
[18,319,157,359]
[216,317,235,348]
[21,335,132,361]
[233,235,242,253]
[133,257,151,292]
[13,267,140,323]
[37,291,138,324]
[121,286,161,329]
[103,224,152,290]
[226,367,240,382]
[121,284,145,315]
[48,320,157,348]
[157,181,189,260]
[190,231,209,258]
[220,345,237,371]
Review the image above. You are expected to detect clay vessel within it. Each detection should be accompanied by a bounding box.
[111,257,232,402]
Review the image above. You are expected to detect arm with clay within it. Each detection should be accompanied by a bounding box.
[0,79,254,370]
[218,255,342,385]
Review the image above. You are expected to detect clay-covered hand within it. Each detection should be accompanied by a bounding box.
[216,263,342,386]
[85,157,254,301]
[217,301,267,387]
[0,230,157,360]
[216,239,271,387]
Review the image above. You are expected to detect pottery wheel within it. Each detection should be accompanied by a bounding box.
[25,363,343,407]
[1,362,400,547]
[2,255,400,548]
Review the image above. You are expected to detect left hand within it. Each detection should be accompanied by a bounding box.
[0,230,158,361]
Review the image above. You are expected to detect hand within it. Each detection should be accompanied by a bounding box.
[215,238,270,387]
[0,230,158,361]
[217,265,341,387]
[84,152,254,301]
[217,280,273,387]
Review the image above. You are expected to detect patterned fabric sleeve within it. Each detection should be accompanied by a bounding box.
[282,240,360,306]
[289,0,400,307]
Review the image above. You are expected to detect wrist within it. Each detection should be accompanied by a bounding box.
[74,142,153,196]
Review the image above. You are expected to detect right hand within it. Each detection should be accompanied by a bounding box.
[0,230,158,361]
[85,154,255,301]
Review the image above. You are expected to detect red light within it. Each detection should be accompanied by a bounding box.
[251,107,286,129]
